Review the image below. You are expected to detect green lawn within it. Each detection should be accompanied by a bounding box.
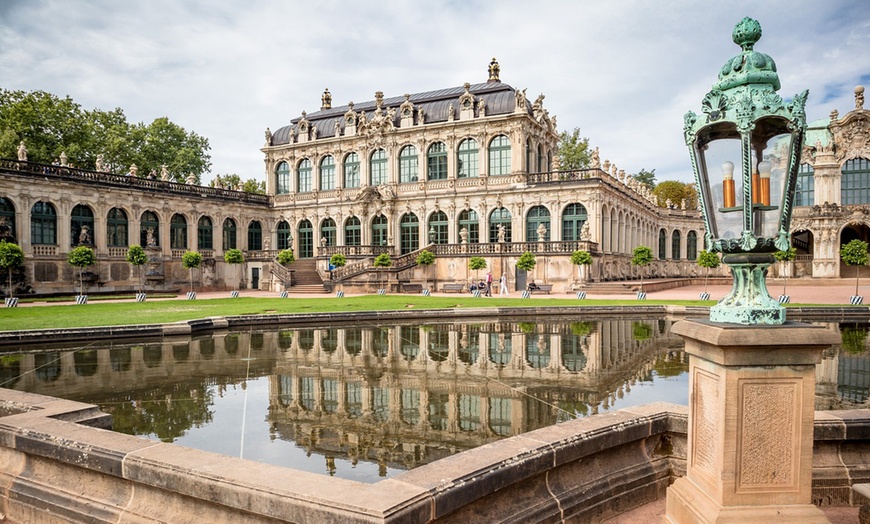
[0,295,719,332]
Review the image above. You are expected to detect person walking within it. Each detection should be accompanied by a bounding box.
[499,273,508,296]
[485,271,493,297]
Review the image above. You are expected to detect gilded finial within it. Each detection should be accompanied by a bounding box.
[488,57,500,83]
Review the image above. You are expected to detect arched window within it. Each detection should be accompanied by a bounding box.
[428,211,448,244]
[795,163,814,207]
[687,230,698,261]
[320,218,336,247]
[489,207,512,243]
[489,398,512,436]
[370,149,387,185]
[526,205,551,242]
[222,218,237,250]
[0,197,15,243]
[319,155,335,191]
[489,135,511,176]
[248,220,262,250]
[197,216,213,250]
[298,219,313,258]
[372,214,388,247]
[276,220,291,250]
[140,211,160,247]
[31,201,56,245]
[106,207,127,247]
[296,159,313,193]
[457,138,479,178]
[671,230,681,260]
[489,333,512,366]
[70,204,94,246]
[842,158,870,205]
[399,213,419,255]
[561,336,587,372]
[275,161,290,195]
[427,142,447,180]
[399,145,418,183]
[526,335,550,369]
[170,214,188,250]
[537,144,544,173]
[458,209,479,244]
[561,203,588,241]
[658,229,667,260]
[344,216,361,246]
[343,152,360,188]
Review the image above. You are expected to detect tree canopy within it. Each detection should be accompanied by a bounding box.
[652,180,698,209]
[0,89,211,184]
[633,168,657,189]
[211,174,265,194]
[556,127,591,170]
[516,251,536,271]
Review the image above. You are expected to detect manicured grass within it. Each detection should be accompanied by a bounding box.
[0,295,718,332]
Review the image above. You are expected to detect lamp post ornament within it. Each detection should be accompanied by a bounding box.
[683,16,808,324]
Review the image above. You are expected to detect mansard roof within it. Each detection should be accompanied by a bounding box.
[270,81,528,146]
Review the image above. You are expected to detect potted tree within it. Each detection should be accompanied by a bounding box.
[67,245,96,304]
[373,252,392,294]
[468,256,486,296]
[516,251,536,298]
[696,250,720,301]
[631,245,653,300]
[773,247,796,303]
[570,249,593,299]
[182,251,203,300]
[0,240,24,307]
[126,244,148,302]
[840,239,869,305]
[329,253,347,297]
[415,249,435,295]
[224,248,245,297]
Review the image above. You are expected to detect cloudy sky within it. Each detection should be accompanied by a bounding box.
[1,0,868,185]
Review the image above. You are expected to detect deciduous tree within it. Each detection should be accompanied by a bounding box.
[557,127,590,170]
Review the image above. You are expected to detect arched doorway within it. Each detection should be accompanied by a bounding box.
[298,219,313,258]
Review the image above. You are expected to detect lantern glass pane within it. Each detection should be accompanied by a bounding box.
[704,138,742,241]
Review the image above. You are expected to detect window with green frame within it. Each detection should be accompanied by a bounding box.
[399,213,419,255]
[428,211,448,244]
[343,152,360,188]
[489,332,511,367]
[525,205,550,241]
[561,336,587,372]
[370,149,388,185]
[842,158,870,205]
[276,220,291,250]
[525,334,550,369]
[457,138,479,178]
[489,207,511,243]
[275,161,290,195]
[319,155,335,190]
[140,211,159,247]
[372,214,388,246]
[106,207,127,247]
[297,158,312,192]
[170,213,187,250]
[561,203,587,241]
[197,216,213,250]
[457,209,479,243]
[248,220,262,250]
[658,229,667,260]
[427,142,447,180]
[320,218,336,246]
[0,197,15,242]
[671,230,681,260]
[399,145,418,183]
[344,216,361,246]
[795,163,814,207]
[222,218,237,250]
[31,201,57,245]
[70,204,94,246]
[489,135,511,176]
[686,230,698,260]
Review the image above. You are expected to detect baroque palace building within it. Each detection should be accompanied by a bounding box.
[0,61,867,295]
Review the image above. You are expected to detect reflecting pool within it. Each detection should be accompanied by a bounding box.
[0,317,866,483]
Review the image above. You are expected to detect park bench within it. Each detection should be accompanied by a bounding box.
[441,283,465,293]
[401,283,423,294]
[529,284,553,295]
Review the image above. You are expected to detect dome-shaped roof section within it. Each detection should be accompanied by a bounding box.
[271,125,295,146]
[481,90,519,116]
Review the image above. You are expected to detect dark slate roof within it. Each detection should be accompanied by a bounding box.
[270,81,528,146]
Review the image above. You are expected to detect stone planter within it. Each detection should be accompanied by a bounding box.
[186,292,196,300]
[576,291,587,300]
[75,295,88,305]
[699,292,710,301]
[4,297,18,308]
[135,293,147,302]
[851,295,863,305]
[230,290,239,298]
[636,291,647,300]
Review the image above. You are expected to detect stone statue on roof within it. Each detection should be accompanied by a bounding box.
[95,154,104,172]
[515,88,526,110]
[590,147,600,169]
[488,57,500,82]
[321,88,332,110]
[17,141,26,161]
[856,85,865,110]
[264,127,272,146]
[161,164,170,181]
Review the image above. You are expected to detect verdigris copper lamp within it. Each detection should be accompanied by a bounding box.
[684,17,808,324]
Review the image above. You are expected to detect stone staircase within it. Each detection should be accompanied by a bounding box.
[287,259,328,294]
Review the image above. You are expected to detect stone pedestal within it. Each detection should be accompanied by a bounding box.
[664,320,839,524]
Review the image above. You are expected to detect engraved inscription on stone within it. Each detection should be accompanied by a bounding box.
[692,368,719,476]
[739,381,797,488]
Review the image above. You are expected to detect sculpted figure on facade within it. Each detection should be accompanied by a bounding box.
[95,154,105,172]
[321,88,332,110]
[497,224,506,243]
[416,107,425,125]
[478,98,486,117]
[160,164,170,181]
[264,127,272,146]
[128,164,138,177]
[146,227,156,247]
[856,85,865,110]
[488,57,500,82]
[580,220,590,241]
[333,119,341,137]
[515,88,526,110]
[459,227,468,244]
[536,222,547,242]
[602,159,610,172]
[17,141,27,161]
[60,151,68,166]
[186,173,197,185]
[78,225,91,245]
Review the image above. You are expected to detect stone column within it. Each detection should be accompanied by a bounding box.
[664,320,838,524]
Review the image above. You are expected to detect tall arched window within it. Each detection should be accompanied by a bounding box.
[297,159,312,193]
[526,205,551,242]
[140,211,160,247]
[671,230,681,260]
[795,163,814,207]
[319,156,335,191]
[275,161,290,195]
[31,201,57,245]
[842,158,870,205]
[298,219,313,258]
[248,220,262,250]
[658,229,667,260]
[457,209,479,244]
[0,197,15,243]
[320,218,336,247]
[170,214,188,250]
[457,138,479,178]
[344,216,361,246]
[428,211,448,244]
[198,216,213,250]
[489,135,511,176]
[687,230,698,261]
[106,207,127,247]
[399,213,419,255]
[489,207,512,243]
[370,149,388,185]
[343,152,360,188]
[70,204,94,246]
[427,142,447,180]
[561,203,588,241]
[276,220,291,250]
[222,218,237,250]
[399,145,418,183]
[372,214,388,247]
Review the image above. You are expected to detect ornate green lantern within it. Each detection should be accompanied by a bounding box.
[684,17,808,324]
